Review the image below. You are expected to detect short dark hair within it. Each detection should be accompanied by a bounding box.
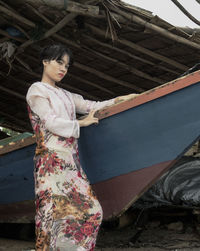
[40,44,73,67]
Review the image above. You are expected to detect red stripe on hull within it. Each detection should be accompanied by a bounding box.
[92,160,176,220]
[0,160,183,222]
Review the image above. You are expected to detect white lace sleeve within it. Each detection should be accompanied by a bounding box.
[71,93,115,114]
[26,83,80,138]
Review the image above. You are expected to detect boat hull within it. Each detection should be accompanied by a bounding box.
[79,71,200,218]
[1,71,200,221]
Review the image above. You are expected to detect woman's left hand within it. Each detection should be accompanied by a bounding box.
[114,93,139,104]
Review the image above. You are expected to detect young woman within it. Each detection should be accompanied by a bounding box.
[26,44,138,251]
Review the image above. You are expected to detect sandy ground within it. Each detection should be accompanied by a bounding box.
[1,207,200,251]
[0,237,200,251]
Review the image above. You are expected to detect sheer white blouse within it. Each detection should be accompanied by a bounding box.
[26,82,114,139]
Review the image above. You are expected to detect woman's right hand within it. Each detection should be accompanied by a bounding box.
[78,110,99,127]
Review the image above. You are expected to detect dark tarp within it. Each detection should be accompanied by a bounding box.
[132,157,200,209]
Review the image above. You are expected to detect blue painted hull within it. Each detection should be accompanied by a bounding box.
[1,71,200,220]
[79,80,200,184]
[0,144,35,204]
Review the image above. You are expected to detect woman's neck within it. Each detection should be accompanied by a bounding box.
[41,76,56,88]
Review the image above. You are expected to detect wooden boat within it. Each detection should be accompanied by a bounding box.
[1,70,200,222]
[0,133,35,223]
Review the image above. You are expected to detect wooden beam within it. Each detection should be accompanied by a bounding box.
[3,0,198,57]
[0,109,29,128]
[0,3,176,94]
[0,0,19,13]
[0,6,35,28]
[29,44,143,93]
[15,57,33,71]
[86,24,188,71]
[0,29,26,42]
[84,46,163,85]
[0,70,31,87]
[0,71,32,102]
[28,32,144,94]
[23,0,99,17]
[20,13,77,49]
[0,6,80,51]
[0,0,115,99]
[19,50,116,97]
[1,64,101,104]
[83,35,181,75]
[21,46,138,97]
[39,13,76,38]
[14,64,39,78]
[27,25,147,94]
[25,0,100,26]
[74,62,143,93]
[68,73,116,96]
[10,23,31,39]
[0,85,25,101]
[110,6,200,51]
[25,3,55,26]
[61,82,101,100]
[13,64,101,100]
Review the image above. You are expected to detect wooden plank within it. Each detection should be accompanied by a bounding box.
[0,135,35,156]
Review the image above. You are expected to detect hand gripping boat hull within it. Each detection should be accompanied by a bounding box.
[1,70,200,222]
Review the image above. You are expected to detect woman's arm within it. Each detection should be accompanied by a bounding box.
[71,92,139,114]
[72,93,139,127]
[71,93,115,114]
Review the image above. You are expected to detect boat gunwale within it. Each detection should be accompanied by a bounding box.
[0,135,35,156]
[1,70,200,155]
[97,70,200,120]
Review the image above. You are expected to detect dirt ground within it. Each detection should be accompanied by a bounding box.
[1,207,200,251]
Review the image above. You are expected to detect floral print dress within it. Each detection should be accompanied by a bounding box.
[26,82,114,251]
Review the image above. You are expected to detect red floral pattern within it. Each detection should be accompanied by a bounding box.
[28,106,103,250]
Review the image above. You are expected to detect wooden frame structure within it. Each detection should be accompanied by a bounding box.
[0,0,199,132]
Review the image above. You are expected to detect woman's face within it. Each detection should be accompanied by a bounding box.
[42,54,69,84]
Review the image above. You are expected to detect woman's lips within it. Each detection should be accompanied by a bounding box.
[58,73,64,78]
